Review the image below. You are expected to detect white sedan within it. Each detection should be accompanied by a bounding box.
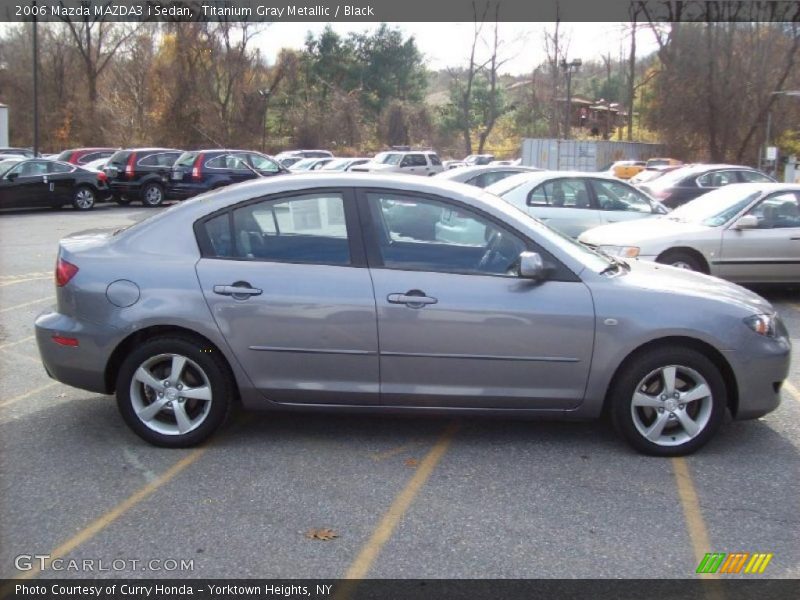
[578,183,800,284]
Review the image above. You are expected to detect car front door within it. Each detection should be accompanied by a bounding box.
[399,154,428,175]
[360,189,595,410]
[526,178,602,237]
[718,191,800,283]
[589,178,662,226]
[195,189,380,405]
[1,161,48,208]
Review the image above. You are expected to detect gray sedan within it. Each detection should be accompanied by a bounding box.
[579,183,800,284]
[35,174,790,455]
[486,171,668,238]
[434,165,541,188]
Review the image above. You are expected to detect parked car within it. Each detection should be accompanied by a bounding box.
[34,173,790,455]
[646,157,683,169]
[80,157,111,172]
[464,154,495,166]
[289,157,334,172]
[435,165,542,188]
[489,159,522,166]
[604,160,647,180]
[579,183,800,284]
[56,147,117,166]
[168,150,285,200]
[0,147,35,158]
[629,164,684,186]
[319,157,370,171]
[639,164,775,209]
[352,150,444,176]
[275,150,333,169]
[486,171,668,238]
[103,148,183,207]
[442,160,467,170]
[0,157,107,210]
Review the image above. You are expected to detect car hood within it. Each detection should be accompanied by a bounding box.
[618,259,773,315]
[579,217,711,246]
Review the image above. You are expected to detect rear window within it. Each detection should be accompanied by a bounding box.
[108,150,131,165]
[174,152,198,168]
[56,150,74,162]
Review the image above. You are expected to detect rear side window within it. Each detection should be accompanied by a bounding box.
[739,170,774,183]
[529,179,593,208]
[138,152,178,167]
[202,193,350,265]
[428,154,442,166]
[47,162,73,174]
[697,170,739,188]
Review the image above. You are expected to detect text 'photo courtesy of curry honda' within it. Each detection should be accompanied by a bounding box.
[34,174,792,456]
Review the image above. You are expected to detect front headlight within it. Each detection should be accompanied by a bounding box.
[597,245,640,258]
[744,314,779,338]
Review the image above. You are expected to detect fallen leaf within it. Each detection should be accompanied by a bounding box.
[305,528,338,541]
[404,458,419,467]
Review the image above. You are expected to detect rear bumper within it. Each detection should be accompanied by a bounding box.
[725,335,791,420]
[35,311,119,395]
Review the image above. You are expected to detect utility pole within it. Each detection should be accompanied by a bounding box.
[560,58,581,140]
[258,89,270,152]
[32,3,39,155]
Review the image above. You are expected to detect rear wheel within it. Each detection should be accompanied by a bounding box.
[72,186,96,211]
[657,250,706,273]
[140,182,165,207]
[610,346,726,456]
[116,336,234,447]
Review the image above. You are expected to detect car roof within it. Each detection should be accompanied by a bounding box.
[121,147,182,153]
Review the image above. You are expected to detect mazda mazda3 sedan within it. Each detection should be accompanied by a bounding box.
[34,174,791,455]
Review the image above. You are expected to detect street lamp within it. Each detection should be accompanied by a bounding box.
[560,58,581,140]
[762,90,800,171]
[258,89,271,152]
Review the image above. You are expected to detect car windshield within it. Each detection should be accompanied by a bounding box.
[0,159,21,177]
[375,152,402,165]
[667,187,762,226]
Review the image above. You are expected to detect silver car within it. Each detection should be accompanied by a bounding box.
[579,183,800,284]
[35,174,790,455]
[486,171,668,238]
[435,165,542,188]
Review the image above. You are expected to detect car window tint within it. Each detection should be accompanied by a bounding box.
[47,162,72,174]
[366,192,526,276]
[229,193,349,264]
[248,153,280,173]
[206,155,227,169]
[203,213,234,257]
[746,192,800,229]
[591,179,652,213]
[138,153,160,167]
[739,170,773,183]
[530,179,592,208]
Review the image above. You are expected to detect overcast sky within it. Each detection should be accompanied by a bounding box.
[253,22,661,75]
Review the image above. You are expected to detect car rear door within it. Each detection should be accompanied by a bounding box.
[359,188,595,410]
[194,188,380,405]
[718,191,800,283]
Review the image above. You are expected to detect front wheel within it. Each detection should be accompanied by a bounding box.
[140,182,165,207]
[610,346,726,456]
[657,250,706,273]
[116,336,233,447]
[72,186,96,211]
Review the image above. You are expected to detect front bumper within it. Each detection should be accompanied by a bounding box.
[35,311,119,395]
[725,334,791,420]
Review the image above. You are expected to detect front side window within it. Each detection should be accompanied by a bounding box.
[248,153,280,173]
[203,193,350,265]
[367,192,526,276]
[591,179,653,213]
[529,178,593,209]
[9,161,48,177]
[744,192,800,229]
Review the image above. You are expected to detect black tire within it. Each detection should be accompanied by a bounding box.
[609,345,727,456]
[72,185,96,211]
[656,250,706,273]
[115,336,234,447]
[140,182,165,207]
[115,194,133,206]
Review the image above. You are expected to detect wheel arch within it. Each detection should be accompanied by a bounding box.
[602,335,739,417]
[655,246,710,273]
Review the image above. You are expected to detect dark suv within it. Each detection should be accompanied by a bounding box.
[104,148,183,207]
[168,150,286,200]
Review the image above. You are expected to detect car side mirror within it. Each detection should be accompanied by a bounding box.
[733,214,758,230]
[518,251,546,280]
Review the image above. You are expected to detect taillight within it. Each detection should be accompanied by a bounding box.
[69,151,78,164]
[52,335,79,347]
[125,152,137,178]
[191,153,205,181]
[97,171,107,184]
[55,258,79,287]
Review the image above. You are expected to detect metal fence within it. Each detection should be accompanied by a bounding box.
[520,139,667,172]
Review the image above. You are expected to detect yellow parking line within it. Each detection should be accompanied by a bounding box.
[785,381,800,402]
[0,447,207,589]
[672,457,718,581]
[0,335,34,350]
[0,296,54,314]
[370,441,420,462]
[336,422,459,598]
[0,382,58,409]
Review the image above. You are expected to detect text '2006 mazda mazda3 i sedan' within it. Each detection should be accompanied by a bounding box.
[34,174,791,455]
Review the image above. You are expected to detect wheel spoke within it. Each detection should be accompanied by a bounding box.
[174,403,193,434]
[137,396,170,421]
[181,385,211,401]
[661,366,677,396]
[134,367,165,392]
[681,383,711,404]
[169,355,187,386]
[632,391,663,408]
[676,410,701,438]
[645,411,670,441]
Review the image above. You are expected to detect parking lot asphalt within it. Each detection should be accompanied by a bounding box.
[0,203,798,581]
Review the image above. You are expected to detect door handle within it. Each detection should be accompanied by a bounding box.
[213,284,262,298]
[387,291,438,308]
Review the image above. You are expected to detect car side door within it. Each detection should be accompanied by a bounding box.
[718,191,800,283]
[2,160,48,208]
[399,153,427,175]
[46,162,79,204]
[589,178,664,226]
[358,188,595,410]
[194,188,380,405]
[526,177,602,238]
